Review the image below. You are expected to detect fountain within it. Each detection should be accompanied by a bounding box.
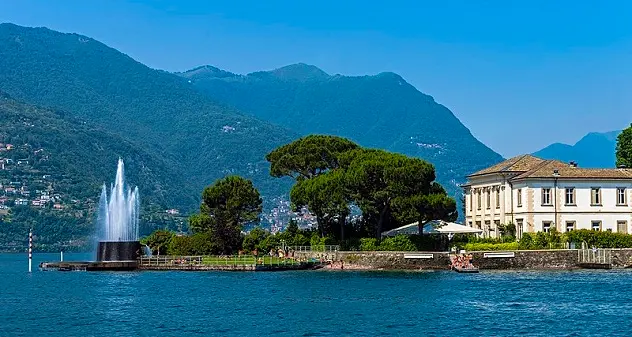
[95,159,141,262]
[39,159,141,271]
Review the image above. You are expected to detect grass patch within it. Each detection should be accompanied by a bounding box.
[200,256,300,266]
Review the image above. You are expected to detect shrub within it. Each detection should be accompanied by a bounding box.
[359,238,379,251]
[378,235,417,251]
[167,232,217,255]
[141,230,174,255]
[242,227,270,253]
[566,229,632,248]
[518,233,536,249]
[464,242,519,251]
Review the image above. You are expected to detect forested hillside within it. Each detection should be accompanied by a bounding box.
[0,92,194,250]
[179,64,504,206]
[0,23,296,204]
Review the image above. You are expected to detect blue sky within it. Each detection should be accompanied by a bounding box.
[1,0,631,157]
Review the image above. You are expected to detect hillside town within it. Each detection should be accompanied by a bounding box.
[0,142,84,215]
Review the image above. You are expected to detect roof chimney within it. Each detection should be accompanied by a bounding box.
[569,161,577,168]
[553,169,560,177]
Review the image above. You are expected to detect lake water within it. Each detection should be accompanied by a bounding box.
[2,253,632,336]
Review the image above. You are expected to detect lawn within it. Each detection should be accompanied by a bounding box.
[201,256,300,266]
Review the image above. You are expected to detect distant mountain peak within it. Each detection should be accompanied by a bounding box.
[178,65,237,80]
[269,63,329,81]
[533,130,622,168]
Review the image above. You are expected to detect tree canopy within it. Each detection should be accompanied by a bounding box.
[189,175,262,254]
[268,137,457,239]
[343,149,446,238]
[290,169,350,238]
[616,124,632,168]
[265,135,359,180]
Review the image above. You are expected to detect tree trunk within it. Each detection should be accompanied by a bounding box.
[316,214,324,237]
[340,214,347,242]
[376,205,389,239]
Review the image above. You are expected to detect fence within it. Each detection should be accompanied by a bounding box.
[288,245,339,252]
[138,255,304,267]
[578,249,611,265]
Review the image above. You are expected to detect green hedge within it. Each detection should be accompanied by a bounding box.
[464,242,520,251]
[378,235,417,251]
[566,229,632,248]
[359,238,379,251]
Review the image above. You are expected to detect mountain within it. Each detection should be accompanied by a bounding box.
[533,131,620,168]
[0,23,297,209]
[178,63,504,206]
[0,91,199,250]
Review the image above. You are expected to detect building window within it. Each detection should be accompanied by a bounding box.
[566,221,575,232]
[477,191,481,210]
[469,192,473,211]
[516,219,524,238]
[475,221,481,229]
[517,189,522,207]
[542,221,552,233]
[542,188,552,205]
[618,221,627,234]
[468,221,473,228]
[591,188,601,205]
[486,189,491,209]
[565,188,575,205]
[617,188,627,206]
[496,188,500,209]
[591,221,601,231]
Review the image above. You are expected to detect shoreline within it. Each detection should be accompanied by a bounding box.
[21,247,632,272]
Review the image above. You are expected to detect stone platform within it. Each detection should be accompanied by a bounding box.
[40,261,138,271]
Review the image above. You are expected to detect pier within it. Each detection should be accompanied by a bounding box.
[40,261,138,271]
[40,255,325,272]
[577,249,612,269]
[138,255,324,271]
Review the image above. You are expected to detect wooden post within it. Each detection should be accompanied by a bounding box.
[28,229,32,273]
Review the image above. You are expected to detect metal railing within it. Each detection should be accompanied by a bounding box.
[578,249,611,265]
[138,255,309,267]
[288,245,339,252]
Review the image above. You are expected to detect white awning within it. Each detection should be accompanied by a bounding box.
[381,220,482,237]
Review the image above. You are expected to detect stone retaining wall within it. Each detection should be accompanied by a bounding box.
[297,248,632,271]
[470,250,578,270]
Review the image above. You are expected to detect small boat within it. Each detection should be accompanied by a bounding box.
[454,266,479,273]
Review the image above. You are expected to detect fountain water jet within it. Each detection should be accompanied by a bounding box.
[96,159,141,261]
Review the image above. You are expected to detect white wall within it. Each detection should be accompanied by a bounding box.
[466,176,632,236]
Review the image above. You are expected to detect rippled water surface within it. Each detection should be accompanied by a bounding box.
[3,253,632,336]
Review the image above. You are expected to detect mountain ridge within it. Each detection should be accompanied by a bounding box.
[0,23,297,206]
[178,63,504,209]
[533,130,621,168]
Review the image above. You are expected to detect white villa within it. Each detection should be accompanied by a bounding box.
[463,155,632,238]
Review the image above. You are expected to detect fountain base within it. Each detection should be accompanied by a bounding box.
[97,241,141,262]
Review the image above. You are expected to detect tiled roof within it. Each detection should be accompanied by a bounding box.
[468,154,545,177]
[512,160,632,180]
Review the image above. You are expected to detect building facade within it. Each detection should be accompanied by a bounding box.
[463,155,632,238]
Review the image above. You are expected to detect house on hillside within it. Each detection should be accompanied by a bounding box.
[463,155,632,238]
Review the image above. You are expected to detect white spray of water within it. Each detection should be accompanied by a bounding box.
[97,159,140,242]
